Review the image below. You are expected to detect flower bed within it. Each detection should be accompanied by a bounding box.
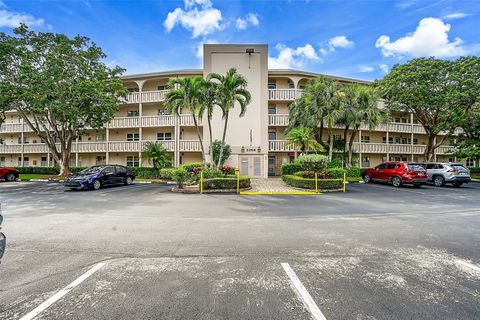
[203,176,250,190]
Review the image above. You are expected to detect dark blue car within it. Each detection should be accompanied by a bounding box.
[64,165,135,190]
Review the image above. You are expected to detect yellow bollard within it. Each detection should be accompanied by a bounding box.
[315,172,318,193]
[200,170,203,194]
[343,172,346,193]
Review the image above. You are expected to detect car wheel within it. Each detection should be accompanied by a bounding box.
[363,173,372,183]
[5,173,16,182]
[413,183,422,188]
[125,177,133,185]
[452,182,463,188]
[92,179,101,190]
[391,176,403,187]
[433,176,445,187]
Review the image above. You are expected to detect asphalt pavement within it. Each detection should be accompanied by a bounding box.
[0,181,479,319]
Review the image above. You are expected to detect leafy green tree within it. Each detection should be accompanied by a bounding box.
[377,57,480,161]
[208,68,251,168]
[0,25,126,175]
[211,140,231,166]
[142,141,172,169]
[455,111,480,161]
[285,126,323,154]
[165,76,206,162]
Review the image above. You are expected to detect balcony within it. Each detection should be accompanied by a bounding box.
[109,117,140,128]
[179,140,202,152]
[123,90,168,104]
[141,115,176,127]
[268,140,296,152]
[268,114,289,126]
[268,89,303,101]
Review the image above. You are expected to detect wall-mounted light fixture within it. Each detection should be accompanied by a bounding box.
[246,48,254,69]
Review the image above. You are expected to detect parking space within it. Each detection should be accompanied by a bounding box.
[0,181,479,319]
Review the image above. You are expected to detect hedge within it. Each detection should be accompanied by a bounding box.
[469,167,480,173]
[14,166,87,174]
[326,167,346,179]
[180,162,206,173]
[203,176,250,190]
[281,163,305,175]
[127,167,175,179]
[282,175,344,190]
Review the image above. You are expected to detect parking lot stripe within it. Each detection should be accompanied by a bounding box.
[19,262,105,320]
[281,263,328,320]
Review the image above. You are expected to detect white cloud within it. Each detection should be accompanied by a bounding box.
[0,1,5,8]
[236,13,259,30]
[379,64,389,74]
[195,39,218,59]
[375,17,466,58]
[442,13,470,20]
[164,0,223,38]
[359,65,374,73]
[329,35,354,49]
[269,43,320,69]
[0,9,45,28]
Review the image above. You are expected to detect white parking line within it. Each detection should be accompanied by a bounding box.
[363,183,425,194]
[19,262,105,320]
[281,263,328,320]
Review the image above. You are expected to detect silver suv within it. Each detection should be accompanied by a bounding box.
[424,163,471,187]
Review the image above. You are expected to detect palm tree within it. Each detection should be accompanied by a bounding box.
[164,76,206,162]
[208,68,251,168]
[198,80,218,168]
[343,86,385,167]
[142,141,172,169]
[286,126,323,154]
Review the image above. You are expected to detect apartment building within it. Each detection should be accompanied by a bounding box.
[0,44,470,178]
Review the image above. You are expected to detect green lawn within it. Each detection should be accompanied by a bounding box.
[19,174,63,181]
[472,174,480,180]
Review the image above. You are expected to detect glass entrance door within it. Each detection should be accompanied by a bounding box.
[268,156,276,176]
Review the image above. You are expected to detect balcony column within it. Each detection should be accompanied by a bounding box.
[358,129,362,167]
[20,119,24,167]
[386,123,390,162]
[174,117,180,166]
[433,137,437,162]
[75,138,79,167]
[106,126,110,164]
[138,103,143,164]
[410,114,414,162]
[47,150,50,166]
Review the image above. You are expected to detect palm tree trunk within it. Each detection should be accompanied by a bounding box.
[347,126,359,168]
[343,125,349,167]
[328,119,334,161]
[192,114,206,163]
[207,117,214,168]
[217,112,229,168]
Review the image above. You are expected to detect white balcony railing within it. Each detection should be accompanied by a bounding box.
[268,140,296,152]
[141,115,176,127]
[268,114,289,126]
[268,89,304,101]
[123,90,168,104]
[179,140,202,152]
[109,117,140,128]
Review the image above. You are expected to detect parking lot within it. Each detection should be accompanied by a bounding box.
[0,181,479,319]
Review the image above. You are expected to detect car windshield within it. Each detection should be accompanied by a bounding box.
[451,165,467,171]
[407,164,424,171]
[79,166,105,174]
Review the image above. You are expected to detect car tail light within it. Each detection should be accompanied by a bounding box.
[447,169,458,173]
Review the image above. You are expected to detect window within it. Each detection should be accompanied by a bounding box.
[395,118,401,123]
[96,156,106,165]
[157,132,172,141]
[103,166,115,174]
[268,105,276,114]
[127,88,139,93]
[361,136,370,143]
[126,156,139,167]
[362,156,370,167]
[33,160,37,166]
[127,133,139,141]
[268,82,277,89]
[18,137,29,144]
[401,118,408,123]
[288,82,295,89]
[382,137,394,144]
[268,131,277,140]
[0,156,5,166]
[96,134,106,142]
[386,164,397,169]
[127,110,139,117]
[333,134,342,142]
[413,139,418,145]
[466,159,475,167]
[18,156,29,166]
[0,138,4,145]
[376,163,386,169]
[401,137,408,144]
[116,166,127,173]
[157,85,167,90]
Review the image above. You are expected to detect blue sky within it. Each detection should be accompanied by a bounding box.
[1,0,479,80]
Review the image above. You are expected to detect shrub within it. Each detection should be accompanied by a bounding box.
[327,158,343,168]
[212,140,231,166]
[346,167,362,178]
[221,164,235,175]
[282,175,343,190]
[293,171,316,178]
[201,167,224,179]
[14,166,88,175]
[159,168,176,180]
[469,167,480,173]
[296,154,328,174]
[281,162,305,175]
[180,162,206,173]
[128,167,159,179]
[203,176,250,190]
[326,167,347,179]
[172,168,190,188]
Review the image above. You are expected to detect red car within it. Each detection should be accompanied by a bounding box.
[362,161,427,188]
[0,167,19,182]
